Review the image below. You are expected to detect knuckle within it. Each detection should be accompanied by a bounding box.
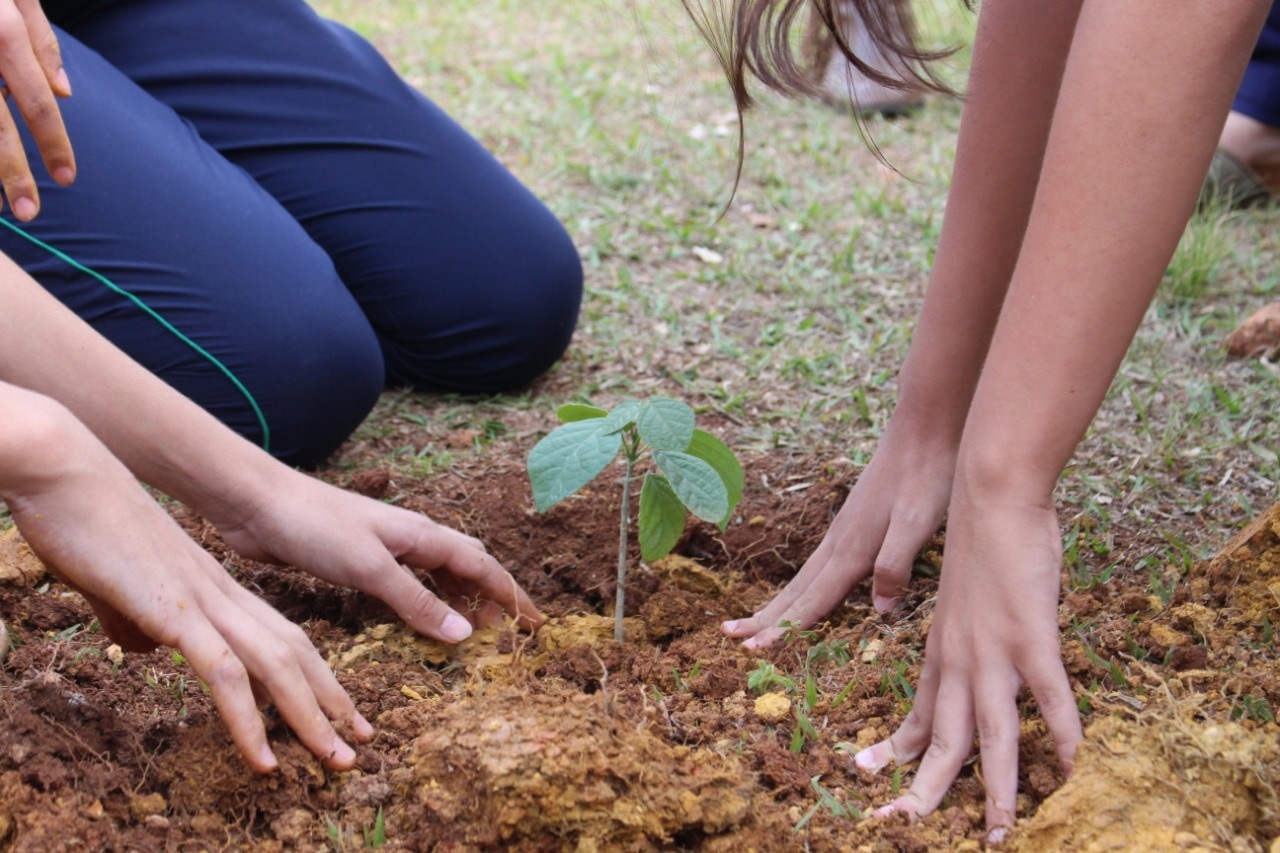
[404,587,448,625]
[206,653,250,690]
[921,732,956,764]
[0,15,24,47]
[276,620,313,652]
[20,96,57,126]
[975,716,1009,745]
[258,638,295,673]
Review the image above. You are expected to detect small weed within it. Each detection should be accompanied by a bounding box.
[794,775,862,833]
[747,660,796,695]
[1232,694,1276,723]
[363,807,387,848]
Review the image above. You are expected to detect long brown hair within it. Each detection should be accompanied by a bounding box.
[680,0,964,199]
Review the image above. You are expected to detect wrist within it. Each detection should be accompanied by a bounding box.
[0,384,94,494]
[953,436,1060,511]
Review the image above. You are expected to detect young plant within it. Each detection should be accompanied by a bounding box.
[528,397,743,642]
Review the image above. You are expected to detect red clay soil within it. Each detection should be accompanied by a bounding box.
[0,445,1277,851]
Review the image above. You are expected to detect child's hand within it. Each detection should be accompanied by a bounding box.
[722,424,955,648]
[212,470,543,642]
[852,486,1082,834]
[1,388,369,773]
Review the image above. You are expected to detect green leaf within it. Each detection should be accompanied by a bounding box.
[651,450,729,523]
[601,399,643,434]
[636,397,695,451]
[686,429,744,525]
[527,419,623,511]
[556,403,607,423]
[639,474,686,561]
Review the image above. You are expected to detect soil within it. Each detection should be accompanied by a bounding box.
[1,444,1278,852]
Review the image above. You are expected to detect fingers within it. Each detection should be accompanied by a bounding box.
[175,613,278,773]
[201,588,359,771]
[722,517,882,648]
[216,580,374,743]
[0,90,36,219]
[0,2,74,219]
[1025,652,1083,778]
[15,0,69,96]
[869,513,932,613]
[395,520,542,632]
[974,673,1023,830]
[874,677,975,820]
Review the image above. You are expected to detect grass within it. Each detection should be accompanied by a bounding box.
[1,0,1275,599]
[319,0,1280,594]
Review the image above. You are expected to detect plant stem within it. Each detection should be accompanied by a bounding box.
[616,450,636,643]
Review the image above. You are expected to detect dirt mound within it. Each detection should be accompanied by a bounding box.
[1015,709,1280,851]
[383,688,755,850]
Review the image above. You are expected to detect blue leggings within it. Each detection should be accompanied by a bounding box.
[1235,2,1280,126]
[7,0,583,467]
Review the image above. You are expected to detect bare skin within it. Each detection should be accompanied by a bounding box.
[1219,110,1280,193]
[0,383,373,772]
[0,6,540,770]
[725,0,1268,833]
[0,0,75,219]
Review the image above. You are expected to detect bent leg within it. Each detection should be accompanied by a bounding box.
[58,0,584,395]
[0,33,384,466]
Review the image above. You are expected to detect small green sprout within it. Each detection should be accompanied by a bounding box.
[528,396,744,642]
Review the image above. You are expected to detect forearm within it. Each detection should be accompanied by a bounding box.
[0,252,280,523]
[958,0,1268,500]
[890,0,1083,442]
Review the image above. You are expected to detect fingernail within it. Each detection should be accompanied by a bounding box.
[13,197,37,221]
[987,827,1010,845]
[873,595,900,614]
[854,746,888,772]
[872,803,900,819]
[722,620,739,633]
[441,613,472,643]
[56,68,72,96]
[333,738,356,765]
[53,166,75,186]
[258,743,279,772]
[742,637,760,651]
[354,711,373,739]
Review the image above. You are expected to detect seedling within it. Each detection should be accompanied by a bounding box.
[528,397,743,642]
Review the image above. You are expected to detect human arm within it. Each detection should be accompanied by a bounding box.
[724,0,1086,647]
[0,380,371,772]
[858,0,1268,833]
[0,249,541,641]
[0,0,76,218]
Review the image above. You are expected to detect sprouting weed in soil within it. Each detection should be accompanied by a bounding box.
[142,668,190,717]
[528,396,743,642]
[671,660,702,692]
[793,775,862,833]
[831,678,857,709]
[747,660,796,694]
[879,660,916,713]
[1078,642,1130,689]
[363,807,387,848]
[51,622,86,643]
[890,767,903,795]
[1231,694,1276,723]
[790,705,821,753]
[1123,628,1150,662]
